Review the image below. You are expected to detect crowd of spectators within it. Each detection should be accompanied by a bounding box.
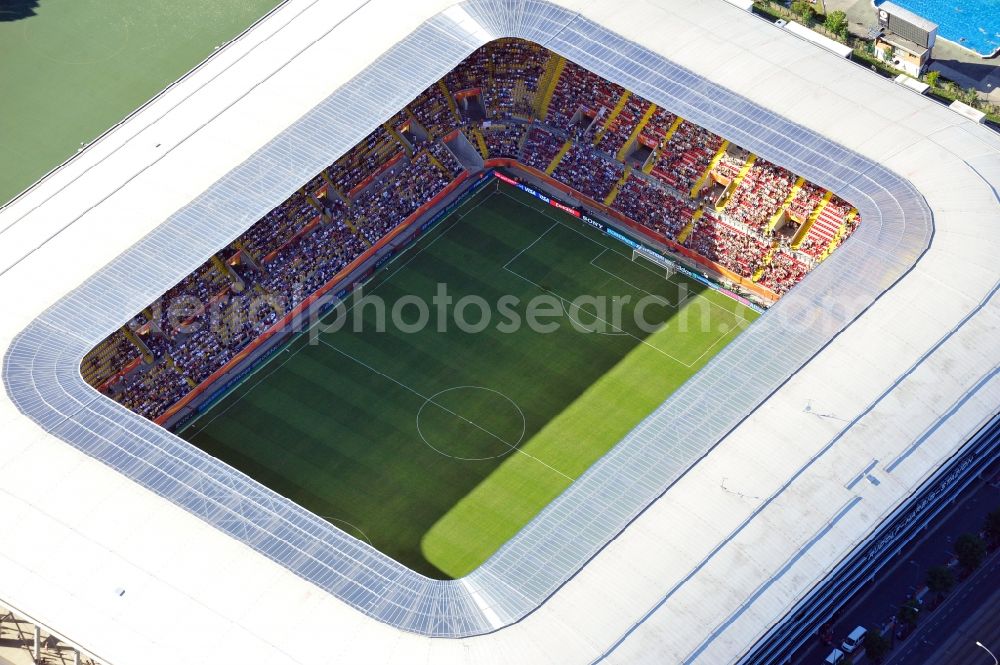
[493,51,546,118]
[758,251,808,295]
[446,39,547,120]
[545,61,625,133]
[445,46,489,93]
[724,158,794,232]
[552,144,623,202]
[611,175,694,240]
[638,106,677,147]
[150,261,232,336]
[256,218,366,306]
[425,140,464,179]
[89,42,865,422]
[788,180,824,220]
[326,124,404,196]
[481,124,525,159]
[81,329,141,387]
[237,190,319,259]
[714,149,746,182]
[595,95,650,156]
[111,361,190,421]
[409,84,457,139]
[352,151,454,244]
[686,216,768,278]
[521,127,565,171]
[650,121,724,194]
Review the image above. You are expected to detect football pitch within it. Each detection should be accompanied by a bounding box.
[0,0,280,205]
[181,183,759,579]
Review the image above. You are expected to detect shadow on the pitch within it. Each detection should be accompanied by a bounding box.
[0,0,41,22]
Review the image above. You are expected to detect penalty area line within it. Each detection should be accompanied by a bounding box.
[502,264,694,367]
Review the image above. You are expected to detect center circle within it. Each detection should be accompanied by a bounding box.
[416,386,526,461]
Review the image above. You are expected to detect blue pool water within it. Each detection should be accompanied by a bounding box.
[875,0,1000,57]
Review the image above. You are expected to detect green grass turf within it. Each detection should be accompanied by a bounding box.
[0,0,280,206]
[181,183,759,578]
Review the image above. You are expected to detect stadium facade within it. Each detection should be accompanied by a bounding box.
[0,0,998,663]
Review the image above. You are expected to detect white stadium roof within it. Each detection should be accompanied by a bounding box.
[1,0,998,663]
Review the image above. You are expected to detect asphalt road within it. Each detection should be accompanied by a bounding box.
[793,474,1000,663]
[885,553,1000,665]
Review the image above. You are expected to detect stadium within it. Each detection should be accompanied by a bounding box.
[0,0,998,663]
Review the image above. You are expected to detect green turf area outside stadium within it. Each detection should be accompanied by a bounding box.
[181,183,759,578]
[0,0,280,205]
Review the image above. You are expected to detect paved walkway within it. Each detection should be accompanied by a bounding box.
[825,0,880,35]
[810,0,1000,101]
[928,42,1000,102]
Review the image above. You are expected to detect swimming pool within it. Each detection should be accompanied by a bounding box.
[875,0,1000,57]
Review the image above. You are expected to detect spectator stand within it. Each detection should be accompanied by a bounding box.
[723,156,794,234]
[535,52,567,121]
[81,328,142,389]
[86,40,865,423]
[647,118,723,196]
[690,139,734,199]
[592,91,648,157]
[611,99,660,163]
[486,157,779,305]
[640,114,684,175]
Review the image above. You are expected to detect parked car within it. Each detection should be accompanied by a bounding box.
[842,626,867,654]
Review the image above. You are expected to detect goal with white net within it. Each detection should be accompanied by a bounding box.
[632,247,676,279]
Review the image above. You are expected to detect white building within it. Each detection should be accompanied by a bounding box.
[875,1,939,76]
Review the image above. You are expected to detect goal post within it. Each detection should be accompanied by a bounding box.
[632,247,676,279]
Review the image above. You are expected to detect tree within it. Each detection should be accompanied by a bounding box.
[962,87,980,105]
[865,630,892,663]
[926,565,954,596]
[985,507,1000,547]
[824,10,849,39]
[791,0,816,23]
[924,70,940,87]
[897,598,920,628]
[955,533,987,572]
[882,44,896,63]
